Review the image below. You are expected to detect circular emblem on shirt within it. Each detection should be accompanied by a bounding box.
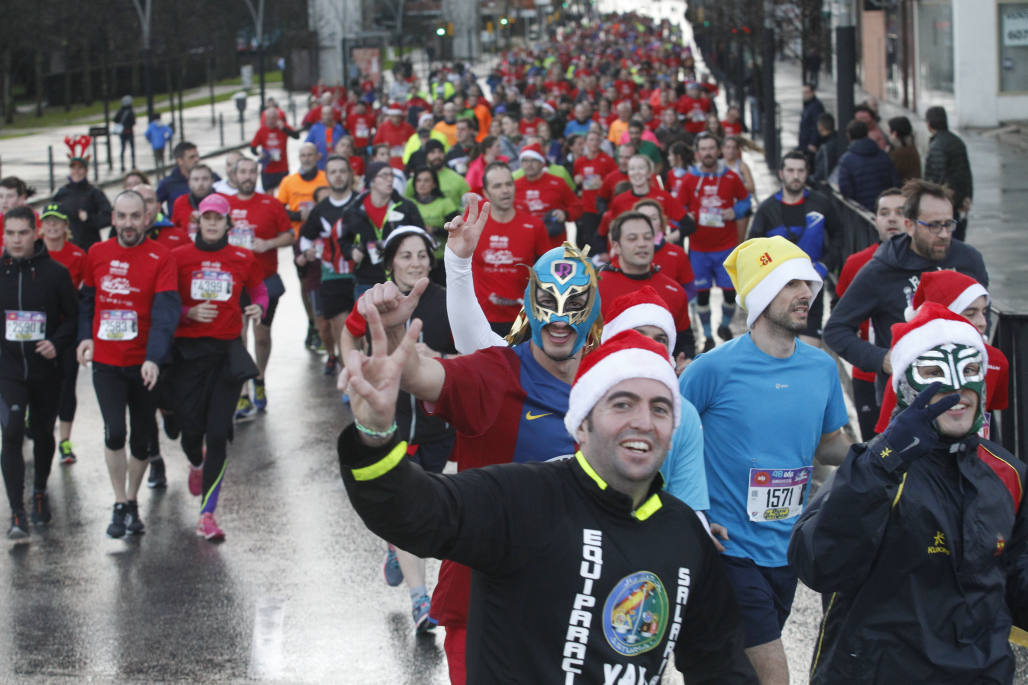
[602,571,669,656]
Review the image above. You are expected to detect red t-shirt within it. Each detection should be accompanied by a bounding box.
[472,210,552,323]
[676,95,711,134]
[519,117,544,137]
[171,194,198,233]
[372,119,416,169]
[679,168,749,253]
[598,268,690,333]
[836,244,878,382]
[598,186,686,237]
[172,242,264,340]
[875,343,1009,438]
[722,121,744,136]
[573,152,618,214]
[347,155,365,178]
[346,112,376,149]
[652,242,695,292]
[82,238,178,367]
[250,126,291,174]
[362,195,389,234]
[598,168,629,205]
[150,225,191,251]
[226,193,292,279]
[47,241,87,289]
[514,172,583,247]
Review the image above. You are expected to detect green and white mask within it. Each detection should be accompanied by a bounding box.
[897,342,986,434]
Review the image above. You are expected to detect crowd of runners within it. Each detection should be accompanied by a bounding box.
[0,8,1023,684]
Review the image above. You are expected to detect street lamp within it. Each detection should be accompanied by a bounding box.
[129,0,155,120]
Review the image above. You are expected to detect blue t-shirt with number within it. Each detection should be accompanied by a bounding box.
[679,333,848,567]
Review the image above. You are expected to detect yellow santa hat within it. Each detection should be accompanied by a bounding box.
[723,236,823,328]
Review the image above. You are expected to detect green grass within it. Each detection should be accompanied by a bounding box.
[0,70,282,131]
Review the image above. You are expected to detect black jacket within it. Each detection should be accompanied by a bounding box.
[339,426,758,684]
[53,179,112,251]
[812,131,843,184]
[789,434,1028,684]
[341,191,424,285]
[924,129,973,208]
[823,233,988,375]
[748,188,842,274]
[0,241,78,381]
[837,137,900,211]
[113,104,136,136]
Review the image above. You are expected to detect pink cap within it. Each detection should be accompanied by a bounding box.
[198,193,230,216]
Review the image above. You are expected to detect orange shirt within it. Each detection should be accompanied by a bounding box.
[277,170,328,235]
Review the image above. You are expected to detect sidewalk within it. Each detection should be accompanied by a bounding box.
[0,84,295,200]
[768,59,1028,315]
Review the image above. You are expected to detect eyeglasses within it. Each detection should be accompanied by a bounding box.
[915,218,957,235]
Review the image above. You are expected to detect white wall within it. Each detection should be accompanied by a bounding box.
[952,0,999,127]
[309,0,365,86]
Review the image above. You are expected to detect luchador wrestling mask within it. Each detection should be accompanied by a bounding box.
[506,242,602,358]
[897,342,987,434]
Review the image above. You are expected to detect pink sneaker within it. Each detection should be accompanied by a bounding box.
[196,512,225,541]
[188,465,203,496]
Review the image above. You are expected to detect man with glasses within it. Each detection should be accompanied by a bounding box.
[824,179,989,397]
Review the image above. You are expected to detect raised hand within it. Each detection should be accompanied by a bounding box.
[339,303,423,444]
[879,381,960,466]
[444,195,491,259]
[357,277,429,333]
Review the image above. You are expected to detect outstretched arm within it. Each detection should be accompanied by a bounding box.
[442,196,506,352]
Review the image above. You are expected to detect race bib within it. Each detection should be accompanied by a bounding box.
[584,174,602,190]
[747,467,812,522]
[356,124,370,138]
[390,145,404,158]
[698,209,724,227]
[97,310,139,342]
[190,269,233,302]
[269,148,281,162]
[229,225,255,250]
[5,310,45,342]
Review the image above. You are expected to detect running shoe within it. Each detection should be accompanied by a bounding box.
[717,324,734,343]
[107,503,128,538]
[323,355,339,376]
[59,439,77,465]
[30,491,51,525]
[253,380,267,412]
[702,337,716,353]
[162,410,182,440]
[188,464,204,497]
[304,325,317,350]
[412,594,437,634]
[124,500,145,535]
[196,512,225,541]
[147,457,168,489]
[8,509,28,540]
[235,395,257,422]
[383,543,403,586]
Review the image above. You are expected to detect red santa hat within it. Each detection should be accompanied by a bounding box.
[383,103,404,116]
[564,330,681,436]
[600,286,676,356]
[904,270,989,321]
[889,302,988,392]
[519,142,546,163]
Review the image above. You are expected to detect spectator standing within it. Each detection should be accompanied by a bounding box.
[923,106,973,241]
[113,96,137,172]
[798,84,825,158]
[144,114,173,173]
[837,120,900,211]
[887,116,921,183]
[812,113,843,185]
[53,138,113,251]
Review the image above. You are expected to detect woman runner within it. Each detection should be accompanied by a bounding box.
[170,194,266,540]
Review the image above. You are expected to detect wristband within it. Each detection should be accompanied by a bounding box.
[354,418,397,439]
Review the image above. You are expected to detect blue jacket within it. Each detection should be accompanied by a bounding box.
[305,123,347,169]
[837,138,900,211]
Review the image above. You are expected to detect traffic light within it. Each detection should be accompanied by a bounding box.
[436,25,446,36]
[499,16,509,26]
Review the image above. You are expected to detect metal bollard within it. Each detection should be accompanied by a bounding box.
[219,113,225,148]
[48,146,54,193]
[239,112,245,141]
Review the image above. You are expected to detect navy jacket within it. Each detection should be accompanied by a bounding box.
[837,138,900,211]
[790,433,1028,684]
[799,96,825,151]
[823,233,988,376]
